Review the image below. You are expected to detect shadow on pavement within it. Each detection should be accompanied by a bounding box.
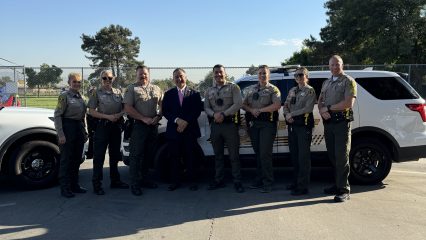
[0,166,387,239]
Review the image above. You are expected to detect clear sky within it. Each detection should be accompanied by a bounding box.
[1,0,328,69]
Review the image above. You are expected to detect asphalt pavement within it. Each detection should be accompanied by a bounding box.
[0,159,425,240]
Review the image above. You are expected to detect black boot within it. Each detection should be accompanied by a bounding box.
[61,187,75,198]
[93,182,105,195]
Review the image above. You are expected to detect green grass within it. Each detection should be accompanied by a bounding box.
[22,96,59,109]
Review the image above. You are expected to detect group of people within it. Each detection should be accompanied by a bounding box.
[54,54,357,203]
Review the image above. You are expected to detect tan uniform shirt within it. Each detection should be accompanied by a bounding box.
[88,87,123,114]
[321,74,357,106]
[243,82,281,108]
[54,90,87,138]
[204,82,242,117]
[283,85,316,117]
[123,82,163,118]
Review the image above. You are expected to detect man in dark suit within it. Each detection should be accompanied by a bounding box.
[162,68,202,191]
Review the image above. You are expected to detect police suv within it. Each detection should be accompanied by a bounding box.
[121,68,426,185]
[0,107,60,188]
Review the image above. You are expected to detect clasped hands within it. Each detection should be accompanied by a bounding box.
[141,115,162,125]
[250,108,262,118]
[285,113,294,123]
[106,113,122,122]
[175,118,188,133]
[319,107,331,120]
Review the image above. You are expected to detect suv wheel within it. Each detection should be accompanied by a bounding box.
[349,138,392,184]
[10,140,60,189]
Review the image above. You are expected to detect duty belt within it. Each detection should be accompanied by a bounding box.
[289,112,314,128]
[246,111,278,123]
[325,109,354,123]
[209,111,240,125]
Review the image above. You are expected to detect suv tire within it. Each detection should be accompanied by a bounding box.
[349,138,392,185]
[10,140,60,189]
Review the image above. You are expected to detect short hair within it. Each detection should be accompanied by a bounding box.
[295,66,309,77]
[213,64,225,71]
[99,70,113,79]
[173,68,186,75]
[258,65,270,72]
[68,72,81,82]
[136,65,149,72]
[329,55,344,64]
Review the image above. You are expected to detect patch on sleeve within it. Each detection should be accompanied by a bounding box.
[57,95,66,109]
[350,80,357,96]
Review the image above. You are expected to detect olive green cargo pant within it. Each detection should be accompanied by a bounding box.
[324,121,351,193]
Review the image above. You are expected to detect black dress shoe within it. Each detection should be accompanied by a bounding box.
[94,188,105,195]
[61,188,75,198]
[290,188,308,196]
[324,185,338,195]
[234,182,245,193]
[110,181,129,189]
[131,186,143,196]
[71,185,87,193]
[207,181,225,190]
[260,185,272,193]
[286,183,297,191]
[249,182,263,189]
[334,192,350,202]
[168,183,181,191]
[189,184,198,191]
[140,180,158,189]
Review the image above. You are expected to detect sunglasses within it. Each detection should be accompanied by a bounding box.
[102,76,113,81]
[71,81,81,84]
[294,73,305,78]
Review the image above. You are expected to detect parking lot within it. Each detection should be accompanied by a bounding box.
[1,158,425,240]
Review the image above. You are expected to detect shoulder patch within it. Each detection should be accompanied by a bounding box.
[57,94,66,109]
[350,79,357,95]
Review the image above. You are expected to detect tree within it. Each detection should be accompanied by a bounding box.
[245,65,258,75]
[0,76,12,87]
[283,0,426,65]
[197,71,214,96]
[81,24,143,87]
[152,78,175,92]
[25,64,63,97]
[153,77,198,92]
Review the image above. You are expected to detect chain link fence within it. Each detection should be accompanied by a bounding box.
[1,64,426,108]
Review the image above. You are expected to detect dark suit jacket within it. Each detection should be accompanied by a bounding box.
[162,87,202,140]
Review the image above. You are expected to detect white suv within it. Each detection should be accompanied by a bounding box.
[121,69,426,184]
[0,107,60,188]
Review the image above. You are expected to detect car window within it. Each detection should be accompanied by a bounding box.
[238,81,257,99]
[270,79,294,103]
[309,78,327,100]
[356,77,420,100]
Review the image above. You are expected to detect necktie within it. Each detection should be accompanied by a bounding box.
[178,89,183,106]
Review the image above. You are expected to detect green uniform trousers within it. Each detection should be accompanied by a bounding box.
[59,118,85,189]
[249,120,277,186]
[288,124,312,189]
[92,121,122,186]
[129,121,158,187]
[211,122,241,183]
[324,120,351,193]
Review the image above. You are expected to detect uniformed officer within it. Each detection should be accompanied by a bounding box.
[318,55,357,202]
[242,65,281,193]
[54,73,87,198]
[283,67,316,196]
[123,65,163,196]
[88,70,129,195]
[204,64,244,193]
